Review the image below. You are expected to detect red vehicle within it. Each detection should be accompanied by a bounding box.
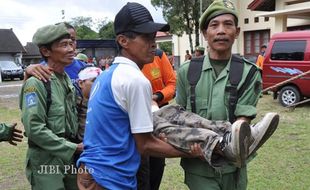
[262,31,310,107]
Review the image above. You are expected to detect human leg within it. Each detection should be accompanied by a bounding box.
[136,155,150,190]
[149,157,165,190]
[184,166,247,190]
[153,109,251,168]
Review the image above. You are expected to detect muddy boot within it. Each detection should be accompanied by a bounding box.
[248,113,279,156]
[220,120,251,168]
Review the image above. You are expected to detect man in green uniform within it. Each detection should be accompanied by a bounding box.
[175,0,271,189]
[19,23,83,190]
[0,123,23,145]
[194,46,205,57]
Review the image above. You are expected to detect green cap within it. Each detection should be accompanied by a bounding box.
[195,46,205,51]
[32,23,69,46]
[75,53,88,62]
[199,0,238,30]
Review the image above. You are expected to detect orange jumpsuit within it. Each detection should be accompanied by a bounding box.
[142,50,176,107]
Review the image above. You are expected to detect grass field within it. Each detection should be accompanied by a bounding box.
[0,94,309,190]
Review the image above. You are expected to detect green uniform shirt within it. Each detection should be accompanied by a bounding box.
[176,54,262,176]
[19,73,78,169]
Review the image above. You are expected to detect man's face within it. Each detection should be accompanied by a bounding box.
[48,38,75,66]
[67,28,77,50]
[195,50,201,57]
[78,77,96,99]
[203,14,240,55]
[120,32,157,68]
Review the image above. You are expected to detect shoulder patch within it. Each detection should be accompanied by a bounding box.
[24,86,37,93]
[25,92,37,108]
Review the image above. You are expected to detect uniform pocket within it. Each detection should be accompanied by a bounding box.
[47,106,66,135]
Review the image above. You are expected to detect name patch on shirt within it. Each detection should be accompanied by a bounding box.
[25,92,37,108]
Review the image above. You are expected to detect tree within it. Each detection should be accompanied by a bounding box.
[69,16,99,39]
[158,41,172,55]
[98,21,115,39]
[151,0,212,53]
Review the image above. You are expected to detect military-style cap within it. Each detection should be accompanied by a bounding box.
[199,0,238,30]
[32,23,69,46]
[195,46,205,52]
[75,53,88,62]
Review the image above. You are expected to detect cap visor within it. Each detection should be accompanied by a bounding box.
[133,22,170,33]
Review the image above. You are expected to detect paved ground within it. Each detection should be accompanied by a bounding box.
[0,80,23,108]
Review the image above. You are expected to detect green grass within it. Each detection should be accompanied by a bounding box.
[0,95,309,190]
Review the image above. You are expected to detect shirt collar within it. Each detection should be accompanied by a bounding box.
[113,56,140,71]
[203,54,232,72]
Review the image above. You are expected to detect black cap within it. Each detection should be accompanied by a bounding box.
[114,2,170,35]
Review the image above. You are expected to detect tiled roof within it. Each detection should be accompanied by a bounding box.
[24,42,40,56]
[248,0,275,11]
[0,29,26,53]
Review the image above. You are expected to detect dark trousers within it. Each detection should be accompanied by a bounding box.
[137,156,166,190]
[149,157,165,190]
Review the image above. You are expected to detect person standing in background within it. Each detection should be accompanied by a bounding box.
[185,50,192,61]
[194,46,205,57]
[256,45,267,69]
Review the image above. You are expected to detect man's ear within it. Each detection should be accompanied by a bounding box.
[202,30,208,41]
[77,80,83,89]
[235,27,240,39]
[116,35,129,49]
[40,47,51,58]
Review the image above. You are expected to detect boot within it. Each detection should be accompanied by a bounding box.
[220,120,251,168]
[248,113,279,156]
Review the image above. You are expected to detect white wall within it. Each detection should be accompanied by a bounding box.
[172,0,310,62]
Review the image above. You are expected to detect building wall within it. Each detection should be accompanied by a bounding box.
[171,0,310,64]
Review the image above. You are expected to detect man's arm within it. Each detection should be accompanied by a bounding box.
[24,64,53,82]
[154,52,176,105]
[175,62,190,107]
[0,123,23,145]
[235,67,262,123]
[133,133,202,158]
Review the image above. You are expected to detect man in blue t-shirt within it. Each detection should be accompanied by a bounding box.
[76,3,202,190]
[24,22,86,83]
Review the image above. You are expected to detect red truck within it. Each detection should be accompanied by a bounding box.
[262,30,310,107]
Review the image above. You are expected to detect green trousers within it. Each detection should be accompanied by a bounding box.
[184,166,247,190]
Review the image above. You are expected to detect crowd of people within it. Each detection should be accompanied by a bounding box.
[0,1,281,190]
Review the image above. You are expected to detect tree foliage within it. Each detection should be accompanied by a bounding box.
[69,16,98,39]
[158,41,172,55]
[98,21,115,39]
[69,16,115,40]
[151,0,212,53]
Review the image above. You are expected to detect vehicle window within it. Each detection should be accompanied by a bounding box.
[0,61,20,69]
[271,40,306,61]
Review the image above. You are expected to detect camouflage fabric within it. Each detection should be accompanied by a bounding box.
[76,95,88,142]
[153,104,232,166]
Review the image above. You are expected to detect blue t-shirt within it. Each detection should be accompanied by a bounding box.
[64,59,86,84]
[77,64,140,190]
[40,59,86,84]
